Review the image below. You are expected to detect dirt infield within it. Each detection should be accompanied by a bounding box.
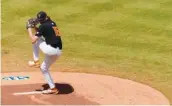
[1,71,170,105]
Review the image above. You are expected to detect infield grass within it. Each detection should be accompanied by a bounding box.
[2,0,172,103]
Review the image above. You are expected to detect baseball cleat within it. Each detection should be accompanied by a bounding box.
[42,88,59,95]
[28,60,40,68]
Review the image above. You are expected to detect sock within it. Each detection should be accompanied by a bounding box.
[41,69,55,89]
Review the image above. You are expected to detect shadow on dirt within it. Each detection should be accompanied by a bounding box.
[41,83,74,94]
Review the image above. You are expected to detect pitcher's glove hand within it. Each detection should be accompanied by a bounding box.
[26,18,38,29]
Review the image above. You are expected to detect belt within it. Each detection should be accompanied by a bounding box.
[50,44,62,50]
[50,44,58,48]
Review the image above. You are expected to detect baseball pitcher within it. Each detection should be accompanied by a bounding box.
[26,11,62,94]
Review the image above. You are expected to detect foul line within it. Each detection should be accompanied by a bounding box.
[13,91,43,95]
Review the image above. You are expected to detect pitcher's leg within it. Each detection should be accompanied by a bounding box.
[32,42,39,61]
[28,38,44,67]
[40,55,58,89]
[32,38,44,61]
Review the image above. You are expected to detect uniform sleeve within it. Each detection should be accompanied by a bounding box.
[35,25,44,37]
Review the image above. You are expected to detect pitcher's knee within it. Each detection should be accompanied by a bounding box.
[40,64,48,73]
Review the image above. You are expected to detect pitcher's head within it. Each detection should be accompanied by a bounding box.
[36,11,48,24]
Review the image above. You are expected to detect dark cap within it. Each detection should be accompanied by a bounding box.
[37,11,47,22]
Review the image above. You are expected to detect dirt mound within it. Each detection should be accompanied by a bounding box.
[1,72,170,105]
[2,83,97,105]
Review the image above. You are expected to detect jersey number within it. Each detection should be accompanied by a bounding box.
[52,26,60,36]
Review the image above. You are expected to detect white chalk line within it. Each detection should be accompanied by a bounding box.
[13,91,52,105]
[13,91,43,95]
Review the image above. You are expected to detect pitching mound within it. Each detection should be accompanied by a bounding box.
[1,72,170,105]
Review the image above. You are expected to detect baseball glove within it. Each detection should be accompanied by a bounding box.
[26,18,39,29]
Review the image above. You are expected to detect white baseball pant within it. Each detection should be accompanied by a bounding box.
[32,37,62,89]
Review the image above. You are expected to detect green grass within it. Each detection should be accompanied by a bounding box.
[2,0,172,104]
